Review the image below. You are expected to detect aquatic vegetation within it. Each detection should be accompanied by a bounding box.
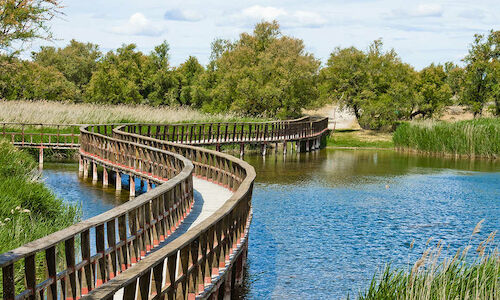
[359,221,500,299]
[0,140,80,294]
[393,118,500,158]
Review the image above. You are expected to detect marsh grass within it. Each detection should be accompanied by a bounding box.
[393,119,500,158]
[359,221,500,300]
[0,140,80,294]
[0,100,265,124]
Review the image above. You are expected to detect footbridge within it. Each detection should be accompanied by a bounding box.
[0,117,328,300]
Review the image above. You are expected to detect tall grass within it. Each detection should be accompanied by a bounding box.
[0,100,265,124]
[359,221,500,299]
[393,119,500,158]
[0,140,80,294]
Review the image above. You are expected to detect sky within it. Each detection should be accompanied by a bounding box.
[28,0,499,69]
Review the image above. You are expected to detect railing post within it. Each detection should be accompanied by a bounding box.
[38,146,43,169]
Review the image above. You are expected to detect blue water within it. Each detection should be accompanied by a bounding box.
[42,150,500,299]
[242,150,500,299]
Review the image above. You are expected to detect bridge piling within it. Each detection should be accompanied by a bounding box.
[240,143,244,158]
[283,141,287,155]
[261,143,267,156]
[92,162,98,183]
[103,168,109,187]
[116,171,122,190]
[83,159,89,179]
[129,175,135,197]
[78,155,84,175]
[38,147,43,169]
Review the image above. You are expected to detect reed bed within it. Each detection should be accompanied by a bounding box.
[359,221,500,300]
[0,100,262,124]
[393,119,500,158]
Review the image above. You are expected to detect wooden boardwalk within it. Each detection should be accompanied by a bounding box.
[0,118,327,300]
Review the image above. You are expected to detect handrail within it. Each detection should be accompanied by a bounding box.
[0,124,194,299]
[81,125,256,299]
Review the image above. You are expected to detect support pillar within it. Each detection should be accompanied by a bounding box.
[129,175,135,197]
[275,143,279,154]
[239,143,244,158]
[216,143,221,152]
[305,140,310,152]
[261,143,267,156]
[283,141,287,155]
[92,162,98,183]
[78,155,84,176]
[103,167,108,187]
[38,147,43,169]
[295,141,300,153]
[115,171,122,191]
[223,268,233,300]
[83,159,89,179]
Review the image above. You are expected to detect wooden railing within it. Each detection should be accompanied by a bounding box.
[0,123,81,149]
[126,116,329,145]
[79,126,255,299]
[0,125,194,300]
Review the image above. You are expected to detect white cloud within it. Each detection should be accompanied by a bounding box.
[389,4,443,19]
[242,5,287,21]
[164,9,203,22]
[111,13,164,36]
[224,6,328,28]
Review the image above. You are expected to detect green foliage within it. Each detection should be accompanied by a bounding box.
[0,0,61,55]
[460,30,500,116]
[32,39,101,91]
[413,64,453,119]
[0,55,79,100]
[0,140,79,294]
[321,40,418,130]
[444,62,464,98]
[84,44,150,104]
[393,119,500,158]
[205,21,320,118]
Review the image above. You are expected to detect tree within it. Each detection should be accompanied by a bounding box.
[444,62,464,99]
[0,56,78,100]
[205,21,320,118]
[321,40,418,130]
[412,64,452,119]
[461,30,500,116]
[0,0,61,55]
[143,41,178,105]
[32,40,101,92]
[175,56,204,107]
[84,44,149,104]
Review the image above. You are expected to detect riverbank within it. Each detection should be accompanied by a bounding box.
[326,129,394,149]
[0,140,80,294]
[393,118,500,159]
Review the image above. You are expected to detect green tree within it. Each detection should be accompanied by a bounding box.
[32,40,101,92]
[444,62,464,99]
[175,56,204,106]
[143,41,178,105]
[321,40,418,130]
[412,64,452,119]
[0,56,78,100]
[461,30,500,116]
[206,21,320,118]
[0,0,61,55]
[85,44,149,104]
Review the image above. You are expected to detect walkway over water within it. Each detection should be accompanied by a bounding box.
[0,117,328,300]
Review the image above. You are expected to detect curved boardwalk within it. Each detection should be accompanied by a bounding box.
[0,117,327,300]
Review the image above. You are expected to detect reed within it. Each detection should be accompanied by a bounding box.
[0,100,264,124]
[393,119,500,158]
[0,140,80,294]
[359,221,500,299]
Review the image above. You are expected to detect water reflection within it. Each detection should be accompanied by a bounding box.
[241,149,500,299]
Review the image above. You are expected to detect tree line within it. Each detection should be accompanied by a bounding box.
[1,6,499,129]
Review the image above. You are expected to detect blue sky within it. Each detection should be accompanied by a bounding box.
[31,0,499,69]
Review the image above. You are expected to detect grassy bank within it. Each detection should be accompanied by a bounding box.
[0,140,80,294]
[0,100,265,124]
[359,222,499,299]
[327,129,394,149]
[393,119,500,158]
